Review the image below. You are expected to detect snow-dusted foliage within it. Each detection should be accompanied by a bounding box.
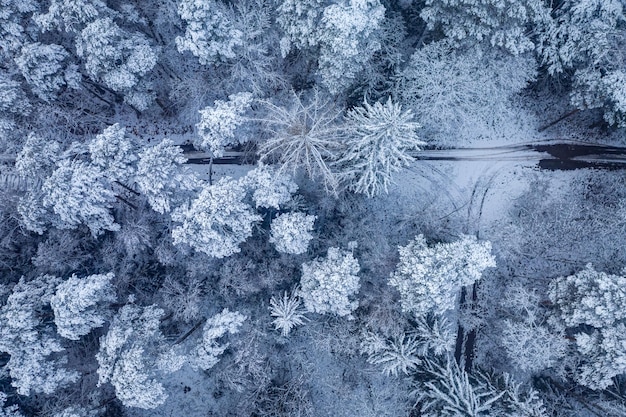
[277,0,325,51]
[396,40,536,144]
[15,43,80,101]
[176,0,243,64]
[500,285,567,374]
[361,316,454,377]
[337,98,424,197]
[135,138,191,214]
[76,17,157,110]
[415,358,547,417]
[278,0,385,93]
[0,0,37,58]
[52,407,90,417]
[34,0,108,32]
[300,247,360,317]
[0,275,78,396]
[0,392,23,417]
[51,272,116,340]
[196,92,253,157]
[193,309,246,370]
[361,332,421,376]
[538,0,626,125]
[269,212,316,255]
[316,0,385,94]
[269,289,307,337]
[15,133,60,180]
[0,73,30,139]
[389,235,496,316]
[242,165,298,210]
[171,177,262,258]
[549,263,626,329]
[89,124,136,182]
[421,0,551,55]
[97,304,183,409]
[418,359,504,416]
[258,90,343,193]
[160,276,204,323]
[549,264,626,389]
[42,159,119,236]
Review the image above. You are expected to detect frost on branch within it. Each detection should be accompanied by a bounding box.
[0,275,78,395]
[258,90,343,193]
[300,246,360,317]
[193,309,246,370]
[196,92,253,157]
[549,264,626,389]
[500,285,567,374]
[241,165,298,210]
[396,40,536,145]
[269,212,316,255]
[171,177,262,258]
[51,272,116,340]
[336,97,424,197]
[389,234,496,316]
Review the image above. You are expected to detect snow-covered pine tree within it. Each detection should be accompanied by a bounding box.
[76,17,157,110]
[171,177,262,258]
[0,275,78,395]
[176,0,243,65]
[193,309,246,370]
[300,246,360,317]
[96,303,185,409]
[88,124,137,183]
[196,92,253,157]
[134,138,193,214]
[42,159,119,236]
[549,264,626,389]
[538,0,626,126]
[269,212,316,255]
[336,97,424,197]
[241,164,298,210]
[389,234,496,316]
[420,0,551,55]
[51,272,116,340]
[14,43,80,101]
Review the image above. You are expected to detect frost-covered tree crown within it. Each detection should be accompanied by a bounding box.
[549,264,626,389]
[196,92,253,157]
[389,234,496,316]
[270,212,316,255]
[337,97,424,197]
[171,177,262,258]
[51,272,116,340]
[300,246,360,317]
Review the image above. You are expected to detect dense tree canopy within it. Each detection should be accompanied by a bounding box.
[2,1,626,416]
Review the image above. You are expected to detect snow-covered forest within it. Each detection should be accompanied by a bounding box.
[2,0,626,416]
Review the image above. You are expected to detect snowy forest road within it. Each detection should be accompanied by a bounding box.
[183,142,626,170]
